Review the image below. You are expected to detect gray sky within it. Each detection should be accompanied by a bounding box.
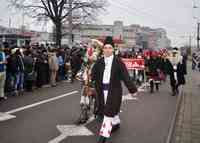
[0,0,199,47]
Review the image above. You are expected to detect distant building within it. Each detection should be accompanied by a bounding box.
[0,33,31,48]
[0,21,171,49]
[0,25,53,47]
[62,21,171,49]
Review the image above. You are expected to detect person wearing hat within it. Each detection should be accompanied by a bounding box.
[145,50,161,93]
[165,47,186,96]
[91,36,137,143]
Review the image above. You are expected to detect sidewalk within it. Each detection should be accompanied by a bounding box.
[172,66,200,143]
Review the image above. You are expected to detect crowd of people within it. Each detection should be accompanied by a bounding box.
[119,47,187,96]
[0,43,86,100]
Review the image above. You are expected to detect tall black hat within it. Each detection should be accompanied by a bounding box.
[172,47,179,53]
[104,36,114,48]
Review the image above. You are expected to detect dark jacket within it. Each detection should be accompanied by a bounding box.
[145,57,160,78]
[91,56,137,117]
[8,54,24,73]
[165,58,186,85]
[24,55,35,81]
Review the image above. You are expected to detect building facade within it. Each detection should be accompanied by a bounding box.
[0,25,53,47]
[62,21,171,49]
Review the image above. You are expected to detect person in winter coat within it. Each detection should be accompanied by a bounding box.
[48,49,59,87]
[10,48,25,96]
[23,51,35,91]
[0,46,7,100]
[70,46,83,81]
[91,36,138,143]
[165,48,186,96]
[145,51,161,93]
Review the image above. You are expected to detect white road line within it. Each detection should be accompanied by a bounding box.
[49,134,67,143]
[49,116,95,143]
[0,112,16,121]
[5,91,78,114]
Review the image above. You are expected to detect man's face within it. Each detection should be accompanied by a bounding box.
[172,52,177,57]
[103,44,114,57]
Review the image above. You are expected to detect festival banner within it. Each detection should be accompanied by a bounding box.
[122,58,145,70]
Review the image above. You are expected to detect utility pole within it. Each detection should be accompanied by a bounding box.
[68,0,73,48]
[8,18,11,28]
[188,35,192,55]
[197,22,200,49]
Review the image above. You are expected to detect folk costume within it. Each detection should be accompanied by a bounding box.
[166,48,186,96]
[91,36,137,143]
[75,39,103,124]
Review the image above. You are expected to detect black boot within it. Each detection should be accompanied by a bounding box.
[150,80,154,93]
[171,89,176,96]
[111,124,120,133]
[155,83,159,91]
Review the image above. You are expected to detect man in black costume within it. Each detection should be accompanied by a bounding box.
[92,36,138,143]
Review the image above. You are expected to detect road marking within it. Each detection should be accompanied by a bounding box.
[49,116,95,143]
[6,91,78,114]
[0,112,16,121]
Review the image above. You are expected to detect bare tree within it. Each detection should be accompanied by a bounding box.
[8,0,107,47]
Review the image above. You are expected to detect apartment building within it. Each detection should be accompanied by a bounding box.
[62,21,171,49]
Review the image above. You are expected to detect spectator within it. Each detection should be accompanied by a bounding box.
[24,51,35,91]
[48,48,59,87]
[0,46,7,100]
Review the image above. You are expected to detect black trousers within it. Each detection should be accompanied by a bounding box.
[169,74,179,94]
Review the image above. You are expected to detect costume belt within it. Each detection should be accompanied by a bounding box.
[102,83,109,91]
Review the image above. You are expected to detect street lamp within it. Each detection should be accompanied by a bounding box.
[193,5,200,48]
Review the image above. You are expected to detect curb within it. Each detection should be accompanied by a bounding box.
[165,86,184,143]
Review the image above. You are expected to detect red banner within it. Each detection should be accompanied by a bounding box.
[122,58,145,70]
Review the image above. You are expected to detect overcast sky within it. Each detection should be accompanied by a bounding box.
[0,0,199,47]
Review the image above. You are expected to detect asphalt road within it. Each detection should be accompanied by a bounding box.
[0,80,177,143]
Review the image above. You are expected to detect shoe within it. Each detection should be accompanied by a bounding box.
[97,136,107,143]
[111,124,120,133]
[51,84,57,87]
[3,96,7,100]
[19,90,24,96]
[0,96,7,100]
[13,91,19,96]
[75,118,87,125]
[171,91,176,96]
